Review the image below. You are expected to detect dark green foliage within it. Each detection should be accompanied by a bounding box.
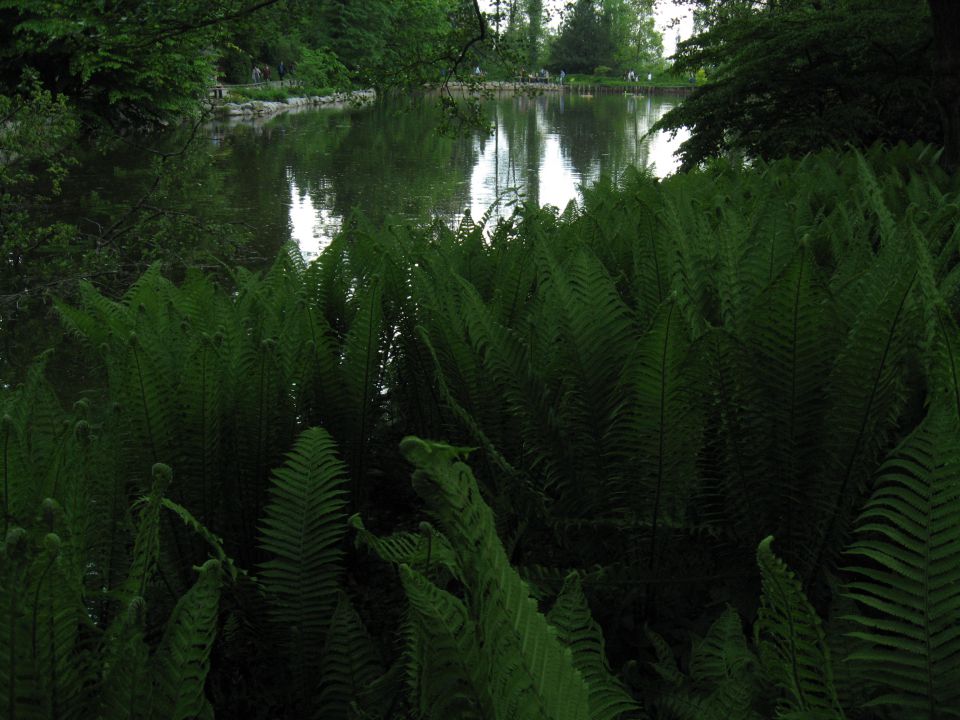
[547,573,641,720]
[315,592,384,719]
[398,436,595,719]
[0,0,216,126]
[657,0,939,170]
[755,537,845,719]
[258,427,349,709]
[644,606,763,720]
[6,142,960,717]
[843,405,960,718]
[151,559,222,720]
[549,0,616,74]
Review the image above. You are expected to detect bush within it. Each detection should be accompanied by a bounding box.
[227,87,290,102]
[297,47,351,91]
[593,65,612,77]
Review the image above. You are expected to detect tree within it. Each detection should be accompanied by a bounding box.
[549,0,616,73]
[654,0,940,170]
[929,0,960,168]
[605,0,661,70]
[526,0,545,68]
[0,0,291,127]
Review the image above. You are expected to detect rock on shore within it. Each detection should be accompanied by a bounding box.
[217,89,376,117]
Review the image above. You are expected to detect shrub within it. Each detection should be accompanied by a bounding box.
[297,48,351,91]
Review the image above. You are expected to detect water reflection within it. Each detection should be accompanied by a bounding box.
[212,92,687,257]
[63,92,689,265]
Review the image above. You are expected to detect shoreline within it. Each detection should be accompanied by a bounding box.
[215,88,377,118]
[439,80,695,96]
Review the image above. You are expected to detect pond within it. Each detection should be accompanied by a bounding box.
[219,90,688,261]
[68,90,686,263]
[3,90,687,380]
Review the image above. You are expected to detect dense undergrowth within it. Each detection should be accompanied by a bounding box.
[3,143,960,718]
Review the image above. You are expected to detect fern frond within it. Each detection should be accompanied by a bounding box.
[620,300,701,575]
[808,241,919,577]
[399,565,490,720]
[123,464,171,602]
[257,427,349,698]
[690,606,755,686]
[98,598,151,720]
[745,244,838,557]
[315,591,384,720]
[349,514,462,583]
[547,572,640,720]
[755,537,845,719]
[842,406,960,717]
[150,558,221,720]
[162,498,242,582]
[400,436,593,720]
[340,276,383,503]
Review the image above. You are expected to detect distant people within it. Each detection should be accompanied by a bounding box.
[263,65,271,81]
[648,72,653,81]
[474,65,481,76]
[559,69,566,84]
[252,65,262,83]
[278,61,286,85]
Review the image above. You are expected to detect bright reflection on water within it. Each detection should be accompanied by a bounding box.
[244,92,688,260]
[1,92,689,381]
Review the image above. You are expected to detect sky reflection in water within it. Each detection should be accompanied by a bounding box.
[278,93,688,262]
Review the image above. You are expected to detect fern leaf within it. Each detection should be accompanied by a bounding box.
[746,243,838,557]
[150,559,221,720]
[257,427,349,699]
[644,627,684,687]
[620,300,701,574]
[399,566,489,719]
[400,436,593,720]
[315,591,384,720]
[123,464,171,601]
[340,274,384,500]
[349,514,462,582]
[162,498,242,582]
[808,241,918,577]
[843,406,960,718]
[547,572,640,720]
[99,598,151,720]
[755,537,845,719]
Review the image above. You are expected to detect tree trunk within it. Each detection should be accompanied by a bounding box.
[929,0,960,170]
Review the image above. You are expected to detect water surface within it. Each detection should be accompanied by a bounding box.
[4,91,687,380]
[208,91,688,260]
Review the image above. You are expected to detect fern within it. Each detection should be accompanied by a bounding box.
[315,591,384,720]
[399,565,490,719]
[257,426,349,707]
[123,464,171,602]
[400,436,594,720]
[340,273,384,504]
[98,597,151,720]
[547,572,640,720]
[350,514,462,583]
[808,227,919,577]
[621,300,701,579]
[745,243,838,557]
[755,537,845,719]
[644,607,762,720]
[843,406,960,718]
[150,558,222,720]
